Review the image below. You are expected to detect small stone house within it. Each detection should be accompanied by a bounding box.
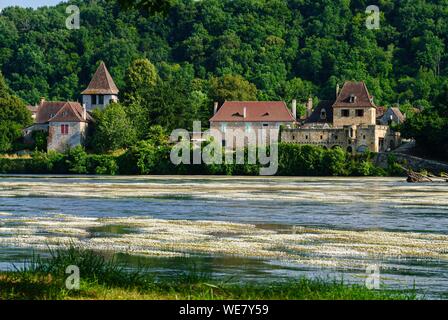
[24,101,92,152]
[282,81,401,153]
[378,107,406,125]
[24,62,117,152]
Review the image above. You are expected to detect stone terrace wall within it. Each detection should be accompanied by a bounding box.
[374,152,448,174]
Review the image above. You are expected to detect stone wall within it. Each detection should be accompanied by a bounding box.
[48,122,87,152]
[374,152,448,174]
[281,125,401,154]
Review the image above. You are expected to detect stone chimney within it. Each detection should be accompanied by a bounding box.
[306,97,313,118]
[243,107,247,119]
[213,102,219,115]
[292,99,297,120]
[336,84,340,98]
[40,97,45,106]
[82,103,87,121]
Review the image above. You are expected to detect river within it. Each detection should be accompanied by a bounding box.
[0,175,447,298]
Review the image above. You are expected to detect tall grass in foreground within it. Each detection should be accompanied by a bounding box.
[0,247,418,300]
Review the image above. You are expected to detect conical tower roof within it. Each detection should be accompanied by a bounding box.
[81,61,119,95]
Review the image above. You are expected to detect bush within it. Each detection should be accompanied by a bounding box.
[32,130,47,152]
[65,146,88,174]
[0,142,389,177]
[88,155,118,175]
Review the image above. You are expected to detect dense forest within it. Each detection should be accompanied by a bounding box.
[0,0,447,159]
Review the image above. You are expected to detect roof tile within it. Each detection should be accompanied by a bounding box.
[81,61,119,95]
[209,101,296,123]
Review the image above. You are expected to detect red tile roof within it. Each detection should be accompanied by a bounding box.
[332,81,376,108]
[209,101,296,123]
[35,101,91,124]
[81,61,119,95]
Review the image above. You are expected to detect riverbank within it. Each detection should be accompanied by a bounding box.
[0,143,404,176]
[0,247,417,300]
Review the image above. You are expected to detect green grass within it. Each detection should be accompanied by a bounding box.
[0,247,418,300]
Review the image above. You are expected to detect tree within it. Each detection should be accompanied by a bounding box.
[90,103,137,153]
[209,75,257,104]
[116,0,175,14]
[0,72,32,153]
[123,58,159,104]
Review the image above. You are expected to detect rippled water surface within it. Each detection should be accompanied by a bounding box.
[0,175,447,298]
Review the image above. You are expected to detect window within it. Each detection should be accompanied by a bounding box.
[245,123,251,132]
[221,123,227,132]
[60,124,69,135]
[305,135,309,140]
[320,109,327,120]
[98,95,104,105]
[262,123,269,127]
[320,135,323,140]
[349,95,357,103]
[363,135,366,140]
[356,109,364,117]
[334,135,338,140]
[341,109,350,117]
[91,95,97,105]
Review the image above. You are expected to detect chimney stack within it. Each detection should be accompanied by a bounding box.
[213,102,219,115]
[243,107,247,119]
[292,99,297,120]
[40,97,45,105]
[82,103,87,121]
[306,97,313,118]
[336,83,340,98]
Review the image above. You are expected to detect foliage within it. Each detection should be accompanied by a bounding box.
[0,144,399,176]
[209,75,258,104]
[0,72,32,153]
[90,103,137,153]
[65,146,88,174]
[0,246,418,300]
[0,0,447,155]
[31,130,47,152]
[122,58,158,104]
[0,0,447,111]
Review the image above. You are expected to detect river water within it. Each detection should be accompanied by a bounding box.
[0,175,447,298]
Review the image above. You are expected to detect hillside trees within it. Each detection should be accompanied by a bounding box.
[0,72,32,152]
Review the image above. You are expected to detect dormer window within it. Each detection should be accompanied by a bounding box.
[320,108,327,120]
[349,94,357,103]
[262,112,270,117]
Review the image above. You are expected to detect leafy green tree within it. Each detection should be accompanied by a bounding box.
[146,125,169,146]
[123,58,159,104]
[209,75,257,104]
[0,72,32,153]
[90,103,137,153]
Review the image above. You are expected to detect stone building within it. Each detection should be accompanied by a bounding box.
[209,101,297,145]
[24,100,92,152]
[281,81,401,153]
[24,62,117,152]
[377,107,406,125]
[81,61,119,111]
